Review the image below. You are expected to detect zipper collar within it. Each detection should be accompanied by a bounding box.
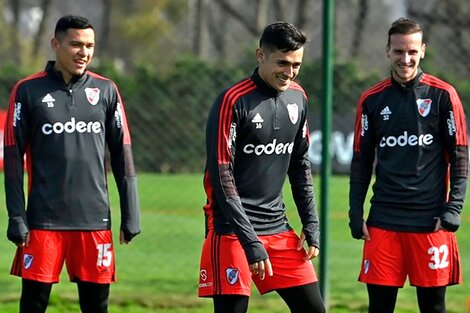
[251,67,280,97]
[45,61,87,87]
[391,67,424,92]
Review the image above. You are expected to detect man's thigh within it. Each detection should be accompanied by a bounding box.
[65,230,116,284]
[198,230,252,297]
[358,227,406,286]
[11,230,66,283]
[254,230,317,294]
[404,230,461,287]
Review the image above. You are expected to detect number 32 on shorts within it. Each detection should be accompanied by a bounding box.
[428,244,449,270]
[97,243,113,267]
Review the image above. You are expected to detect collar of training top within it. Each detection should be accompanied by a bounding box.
[45,60,88,86]
[391,67,424,92]
[251,67,282,97]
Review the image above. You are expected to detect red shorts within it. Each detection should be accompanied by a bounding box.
[11,230,116,284]
[198,230,318,297]
[359,227,461,287]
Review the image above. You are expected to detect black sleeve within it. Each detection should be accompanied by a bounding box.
[205,91,268,264]
[349,97,375,239]
[4,82,29,244]
[439,89,468,232]
[288,104,320,248]
[105,82,141,242]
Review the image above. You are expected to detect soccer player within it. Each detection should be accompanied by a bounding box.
[349,17,468,313]
[4,15,141,313]
[198,21,325,313]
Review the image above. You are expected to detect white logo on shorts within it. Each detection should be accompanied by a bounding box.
[24,254,34,270]
[199,269,213,288]
[200,269,208,281]
[226,268,239,285]
[363,259,370,274]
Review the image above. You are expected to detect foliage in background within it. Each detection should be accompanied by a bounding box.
[110,0,188,71]
[1,54,470,172]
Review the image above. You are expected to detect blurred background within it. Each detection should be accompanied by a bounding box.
[0,0,469,312]
[1,0,470,173]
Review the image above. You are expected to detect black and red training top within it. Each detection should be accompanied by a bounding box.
[4,61,140,244]
[349,69,468,238]
[203,69,320,264]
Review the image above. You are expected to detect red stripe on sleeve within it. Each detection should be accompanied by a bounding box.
[353,78,391,151]
[353,101,364,152]
[26,146,33,193]
[421,74,468,145]
[289,81,308,100]
[217,79,256,164]
[4,93,16,146]
[202,170,215,230]
[4,72,47,146]
[114,83,132,145]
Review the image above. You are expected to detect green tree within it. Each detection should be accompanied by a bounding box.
[107,0,187,72]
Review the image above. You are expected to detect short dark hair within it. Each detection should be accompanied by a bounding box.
[259,21,307,53]
[54,15,94,38]
[387,18,424,46]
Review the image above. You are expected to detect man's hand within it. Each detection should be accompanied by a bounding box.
[120,230,130,244]
[7,217,29,246]
[15,232,30,247]
[349,217,363,239]
[304,246,320,261]
[362,221,370,240]
[120,228,141,244]
[434,217,448,232]
[249,259,273,280]
[297,230,320,261]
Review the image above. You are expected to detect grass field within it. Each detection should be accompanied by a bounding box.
[0,173,468,312]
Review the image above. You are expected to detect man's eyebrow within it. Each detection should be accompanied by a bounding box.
[69,40,95,45]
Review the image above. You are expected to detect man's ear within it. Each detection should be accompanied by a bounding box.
[256,48,264,63]
[51,38,59,52]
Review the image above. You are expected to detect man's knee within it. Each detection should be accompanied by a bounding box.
[20,279,53,313]
[77,281,110,313]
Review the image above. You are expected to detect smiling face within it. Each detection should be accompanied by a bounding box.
[256,47,304,92]
[387,31,426,84]
[51,27,95,84]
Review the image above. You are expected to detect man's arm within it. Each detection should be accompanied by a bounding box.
[288,110,320,249]
[4,82,29,245]
[106,82,141,242]
[439,88,468,232]
[349,96,375,239]
[205,87,268,265]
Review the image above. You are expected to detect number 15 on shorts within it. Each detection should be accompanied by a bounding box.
[97,243,113,267]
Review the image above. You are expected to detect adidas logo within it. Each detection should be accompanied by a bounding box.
[252,113,264,129]
[380,106,391,115]
[252,113,264,123]
[42,94,56,107]
[42,93,55,103]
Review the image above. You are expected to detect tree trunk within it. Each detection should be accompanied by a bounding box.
[257,0,268,30]
[273,0,286,22]
[443,0,470,73]
[100,0,112,59]
[9,0,21,64]
[296,0,309,30]
[32,0,51,59]
[214,0,259,36]
[192,0,206,56]
[207,3,226,59]
[351,0,368,58]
